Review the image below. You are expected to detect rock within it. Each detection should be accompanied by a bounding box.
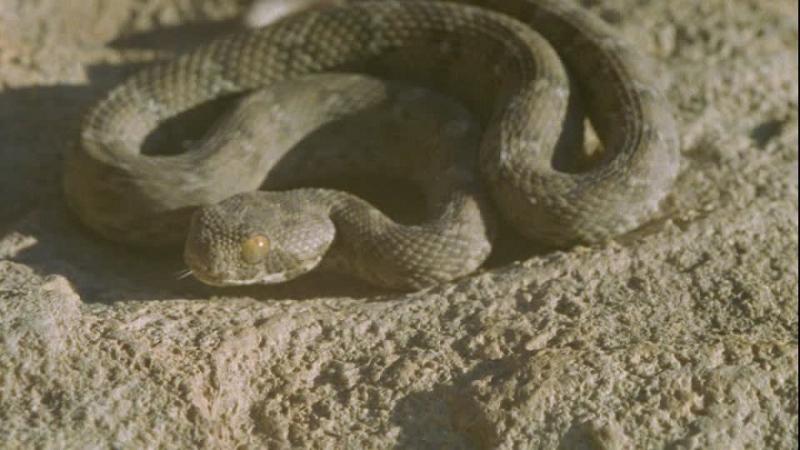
[0,0,796,448]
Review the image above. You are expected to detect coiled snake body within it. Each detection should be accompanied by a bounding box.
[63,0,680,289]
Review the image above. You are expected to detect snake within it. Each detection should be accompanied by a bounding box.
[62,0,680,290]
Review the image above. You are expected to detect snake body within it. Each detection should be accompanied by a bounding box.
[63,0,680,289]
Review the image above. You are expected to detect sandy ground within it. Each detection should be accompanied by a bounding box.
[0,0,797,448]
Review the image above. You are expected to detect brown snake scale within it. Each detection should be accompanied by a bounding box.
[63,0,679,289]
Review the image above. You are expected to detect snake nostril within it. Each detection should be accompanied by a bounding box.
[184,246,211,272]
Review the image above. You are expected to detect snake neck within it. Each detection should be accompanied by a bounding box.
[302,187,493,290]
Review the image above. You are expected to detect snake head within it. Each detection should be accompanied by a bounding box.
[184,191,335,286]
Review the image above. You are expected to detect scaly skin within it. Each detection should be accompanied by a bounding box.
[63,0,680,289]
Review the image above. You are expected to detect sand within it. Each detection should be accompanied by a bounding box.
[0,0,797,448]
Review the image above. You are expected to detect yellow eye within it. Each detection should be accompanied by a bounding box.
[241,235,270,264]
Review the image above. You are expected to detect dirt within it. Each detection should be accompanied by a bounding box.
[0,0,797,448]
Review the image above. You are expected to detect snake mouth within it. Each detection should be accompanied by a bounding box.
[190,270,298,286]
[185,256,324,287]
[186,266,283,286]
[188,269,241,287]
[184,262,282,286]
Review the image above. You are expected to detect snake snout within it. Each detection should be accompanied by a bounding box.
[182,240,224,284]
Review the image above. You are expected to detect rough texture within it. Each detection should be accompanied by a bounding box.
[63,0,679,289]
[0,0,797,449]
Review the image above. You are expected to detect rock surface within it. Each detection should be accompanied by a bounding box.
[0,0,797,448]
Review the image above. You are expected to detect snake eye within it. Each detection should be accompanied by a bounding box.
[241,235,270,264]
